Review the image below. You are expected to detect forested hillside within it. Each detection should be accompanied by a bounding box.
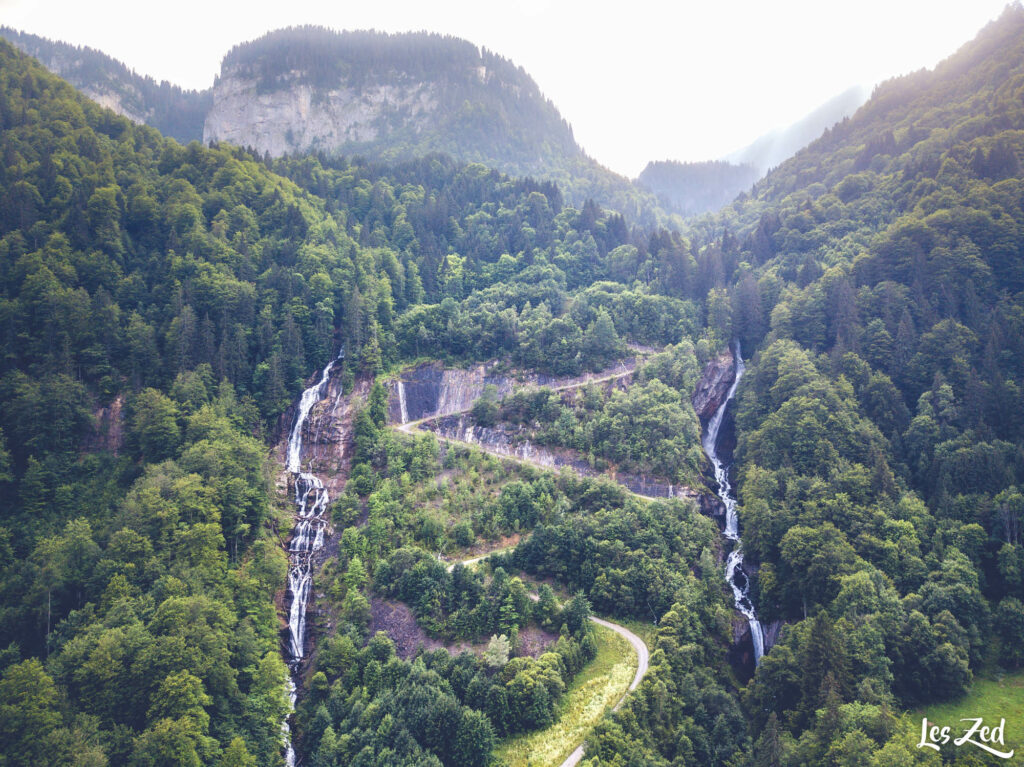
[637,159,759,217]
[0,26,210,143]
[580,5,1024,765]
[0,37,725,766]
[724,84,869,175]
[2,3,1024,766]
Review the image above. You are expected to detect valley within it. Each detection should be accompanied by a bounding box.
[1,6,1024,767]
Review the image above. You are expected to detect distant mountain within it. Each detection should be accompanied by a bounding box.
[203,27,666,223]
[635,87,868,218]
[0,27,211,143]
[0,25,669,226]
[636,159,759,217]
[724,84,869,173]
[206,27,575,170]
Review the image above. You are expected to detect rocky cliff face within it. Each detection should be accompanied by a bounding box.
[691,349,736,423]
[61,78,150,124]
[203,73,438,158]
[276,370,366,497]
[387,361,519,425]
[202,27,578,168]
[84,394,125,454]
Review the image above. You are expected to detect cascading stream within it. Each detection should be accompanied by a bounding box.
[282,350,342,766]
[397,379,409,425]
[702,343,765,665]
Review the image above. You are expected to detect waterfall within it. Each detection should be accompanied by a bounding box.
[397,380,409,425]
[281,349,343,766]
[702,343,765,665]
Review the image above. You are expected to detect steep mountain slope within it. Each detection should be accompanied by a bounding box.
[725,84,868,173]
[0,38,736,767]
[582,5,1024,765]
[204,27,666,224]
[636,159,759,217]
[0,26,210,143]
[636,87,866,218]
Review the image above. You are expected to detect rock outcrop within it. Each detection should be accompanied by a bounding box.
[388,362,516,425]
[203,74,438,158]
[202,28,578,170]
[691,349,736,423]
[276,369,367,497]
[84,394,125,454]
[728,612,759,682]
[762,619,786,653]
[388,359,641,425]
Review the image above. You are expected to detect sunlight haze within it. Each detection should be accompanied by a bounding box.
[1,0,1011,176]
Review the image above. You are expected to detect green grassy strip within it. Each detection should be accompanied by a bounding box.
[494,623,637,767]
[917,670,1024,759]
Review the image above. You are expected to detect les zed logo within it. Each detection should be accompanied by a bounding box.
[918,717,1015,759]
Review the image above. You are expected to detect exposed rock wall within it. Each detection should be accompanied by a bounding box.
[762,619,785,653]
[276,370,366,497]
[728,612,758,682]
[387,362,517,425]
[728,615,785,682]
[691,349,736,423]
[387,359,640,425]
[84,394,125,454]
[203,73,437,158]
[74,84,149,124]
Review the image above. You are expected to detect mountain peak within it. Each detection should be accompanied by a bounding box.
[204,26,577,168]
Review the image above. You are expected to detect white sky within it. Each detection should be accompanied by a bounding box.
[0,0,1012,177]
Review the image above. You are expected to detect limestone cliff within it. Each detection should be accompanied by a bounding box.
[203,27,578,171]
[204,73,439,158]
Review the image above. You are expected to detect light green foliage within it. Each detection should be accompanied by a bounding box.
[497,341,704,485]
[484,634,510,669]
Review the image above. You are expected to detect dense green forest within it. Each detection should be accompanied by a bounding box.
[0,36,721,766]
[2,3,1024,766]
[494,341,706,484]
[582,6,1024,766]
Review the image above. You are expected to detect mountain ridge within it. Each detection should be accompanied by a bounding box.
[0,26,211,143]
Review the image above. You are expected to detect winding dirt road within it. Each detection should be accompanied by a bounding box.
[394,360,694,503]
[558,616,649,767]
[395,359,638,436]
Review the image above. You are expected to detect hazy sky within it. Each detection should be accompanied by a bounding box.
[1,0,1012,176]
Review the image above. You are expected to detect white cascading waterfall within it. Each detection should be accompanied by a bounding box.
[397,379,409,425]
[282,349,342,766]
[702,342,765,665]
